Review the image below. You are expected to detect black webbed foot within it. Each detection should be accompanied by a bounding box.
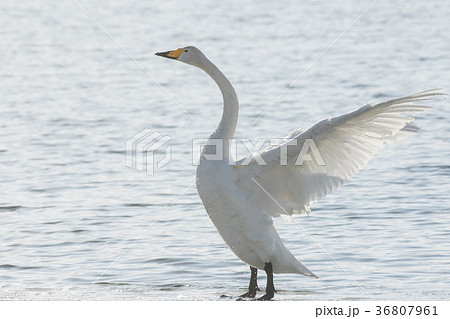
[236,265,259,300]
[236,263,276,301]
[257,262,275,301]
[238,290,257,299]
[256,292,274,301]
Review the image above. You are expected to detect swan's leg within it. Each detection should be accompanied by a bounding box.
[257,262,275,301]
[238,266,259,298]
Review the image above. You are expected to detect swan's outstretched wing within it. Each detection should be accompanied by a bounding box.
[233,90,441,217]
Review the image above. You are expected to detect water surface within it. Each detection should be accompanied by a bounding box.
[1,0,449,300]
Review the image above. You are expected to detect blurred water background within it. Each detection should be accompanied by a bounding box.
[0,0,449,300]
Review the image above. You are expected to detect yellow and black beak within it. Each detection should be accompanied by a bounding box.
[155,48,184,60]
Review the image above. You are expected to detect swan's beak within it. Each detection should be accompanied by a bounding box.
[155,48,183,60]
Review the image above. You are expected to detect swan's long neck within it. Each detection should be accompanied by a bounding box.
[200,58,239,159]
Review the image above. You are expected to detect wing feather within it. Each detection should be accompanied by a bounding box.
[234,90,441,217]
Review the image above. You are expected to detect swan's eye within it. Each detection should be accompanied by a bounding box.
[184,50,188,52]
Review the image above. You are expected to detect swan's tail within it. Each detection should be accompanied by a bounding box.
[272,239,318,277]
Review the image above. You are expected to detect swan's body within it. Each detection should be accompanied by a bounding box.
[156,46,439,300]
[197,159,314,276]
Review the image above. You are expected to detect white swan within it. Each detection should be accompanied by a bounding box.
[156,46,440,300]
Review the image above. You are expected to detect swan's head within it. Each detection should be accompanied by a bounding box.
[155,46,206,68]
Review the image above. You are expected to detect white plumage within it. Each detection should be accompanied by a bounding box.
[235,91,436,218]
[156,46,440,299]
